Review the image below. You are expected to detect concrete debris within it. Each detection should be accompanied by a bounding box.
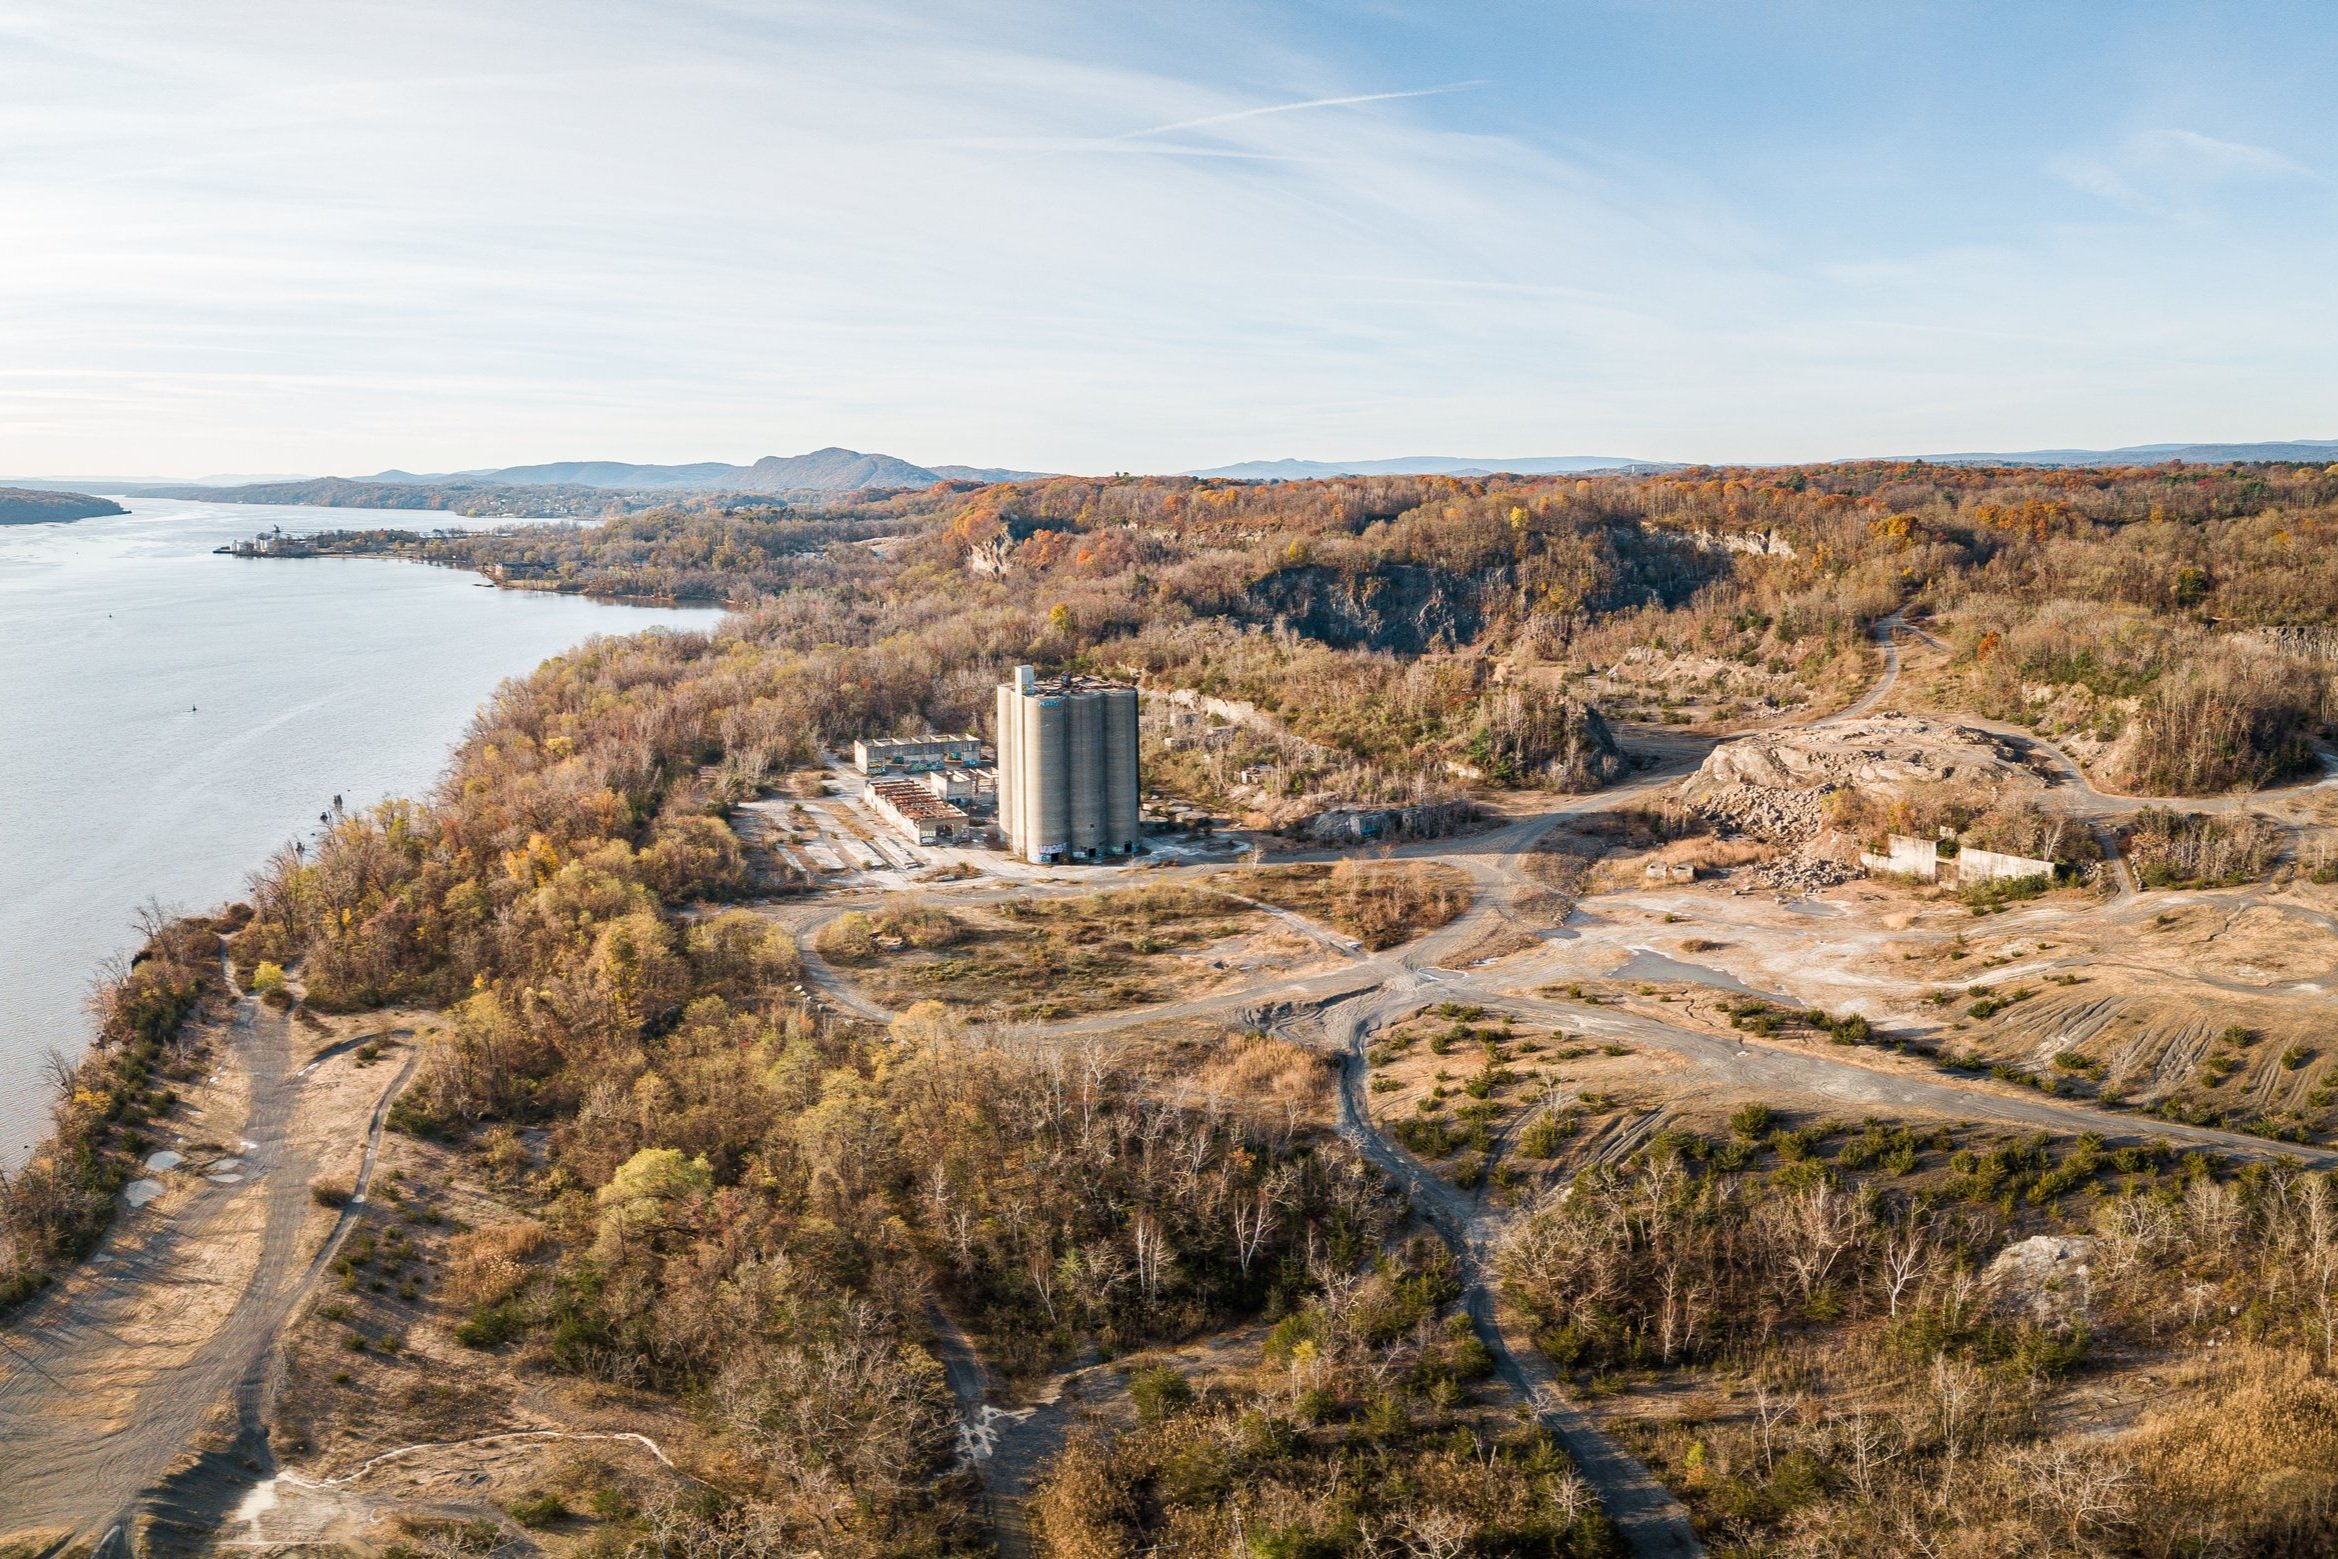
[1689,781,1827,845]
[1759,854,1857,893]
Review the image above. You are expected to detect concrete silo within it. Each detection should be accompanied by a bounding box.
[1102,685,1139,854]
[995,665,1142,864]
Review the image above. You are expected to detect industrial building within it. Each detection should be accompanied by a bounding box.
[916,767,983,805]
[866,778,972,845]
[853,733,983,774]
[995,665,1140,864]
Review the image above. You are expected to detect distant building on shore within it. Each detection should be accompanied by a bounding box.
[995,665,1140,864]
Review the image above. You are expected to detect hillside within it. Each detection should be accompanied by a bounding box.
[1186,453,1659,479]
[137,477,628,517]
[350,447,1054,494]
[166,448,1037,511]
[726,446,940,490]
[0,486,127,524]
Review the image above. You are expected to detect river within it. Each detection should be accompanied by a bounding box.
[0,498,720,1162]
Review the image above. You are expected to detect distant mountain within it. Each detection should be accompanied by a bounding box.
[726,448,942,491]
[1184,455,1662,480]
[0,487,128,524]
[368,460,742,490]
[929,464,1054,483]
[355,447,1049,493]
[1914,439,2338,467]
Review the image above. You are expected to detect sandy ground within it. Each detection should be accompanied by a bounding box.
[0,1003,422,1550]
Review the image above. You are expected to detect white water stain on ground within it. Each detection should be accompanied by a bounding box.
[225,1429,683,1544]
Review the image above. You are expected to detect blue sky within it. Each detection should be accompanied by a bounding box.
[2,0,2334,476]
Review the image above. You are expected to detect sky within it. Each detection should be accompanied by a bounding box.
[3,0,2336,477]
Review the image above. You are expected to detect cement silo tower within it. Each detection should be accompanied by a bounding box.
[996,665,1140,863]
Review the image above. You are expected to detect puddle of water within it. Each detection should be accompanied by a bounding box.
[123,1177,166,1207]
[1780,900,1846,919]
[1610,949,1779,998]
[208,1157,244,1174]
[144,1149,183,1171]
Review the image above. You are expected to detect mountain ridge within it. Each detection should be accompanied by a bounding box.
[359,447,1054,492]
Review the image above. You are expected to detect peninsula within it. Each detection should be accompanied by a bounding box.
[0,486,127,524]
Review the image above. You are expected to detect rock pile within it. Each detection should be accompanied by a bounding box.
[1687,713,2031,795]
[1680,715,2038,892]
[1687,781,1826,845]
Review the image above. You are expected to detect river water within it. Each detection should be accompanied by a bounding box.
[0,499,720,1161]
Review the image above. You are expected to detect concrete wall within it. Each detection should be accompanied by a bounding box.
[1957,846,2054,884]
[1859,834,1942,880]
[1859,834,2052,886]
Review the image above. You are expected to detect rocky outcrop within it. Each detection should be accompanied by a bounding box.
[1240,563,1486,654]
[1299,799,1481,844]
[1983,1234,2094,1327]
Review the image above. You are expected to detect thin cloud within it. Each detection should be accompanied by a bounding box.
[1118,82,1484,140]
[2136,128,2312,180]
[2053,127,2320,214]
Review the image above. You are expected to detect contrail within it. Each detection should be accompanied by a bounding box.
[1119,81,1484,140]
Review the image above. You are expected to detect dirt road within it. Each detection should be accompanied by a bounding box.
[0,1001,414,1551]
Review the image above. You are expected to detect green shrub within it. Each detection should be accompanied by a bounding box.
[507,1490,569,1527]
[1128,1364,1194,1422]
[453,1299,525,1349]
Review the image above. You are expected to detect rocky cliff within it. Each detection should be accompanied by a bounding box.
[1240,562,1487,654]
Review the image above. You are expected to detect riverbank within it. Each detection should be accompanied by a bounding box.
[0,497,723,1163]
[0,912,227,1312]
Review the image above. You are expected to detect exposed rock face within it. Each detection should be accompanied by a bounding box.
[1300,799,1481,844]
[1241,563,1486,655]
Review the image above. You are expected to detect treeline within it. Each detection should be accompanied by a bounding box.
[357,461,2338,798]
[279,503,917,603]
[0,910,227,1310]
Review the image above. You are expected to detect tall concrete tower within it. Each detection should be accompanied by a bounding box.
[996,665,1140,863]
